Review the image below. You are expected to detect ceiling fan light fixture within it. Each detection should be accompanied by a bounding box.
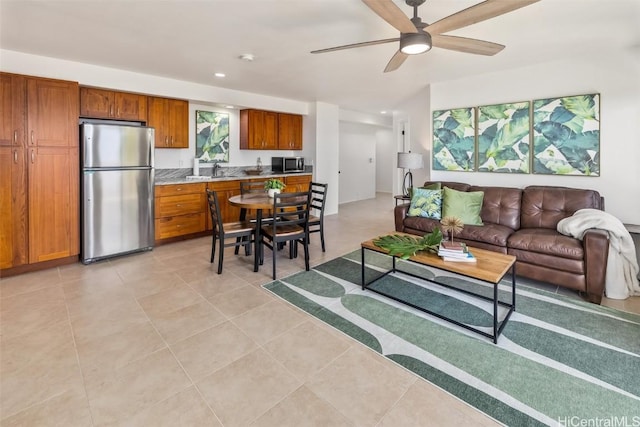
[399,32,432,55]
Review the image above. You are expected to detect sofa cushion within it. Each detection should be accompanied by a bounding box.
[456,223,515,247]
[442,187,484,225]
[407,188,442,219]
[469,186,522,230]
[508,228,584,260]
[520,186,603,230]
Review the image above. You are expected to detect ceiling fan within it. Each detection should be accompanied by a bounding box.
[311,0,540,72]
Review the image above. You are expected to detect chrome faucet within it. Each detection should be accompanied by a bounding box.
[212,162,221,177]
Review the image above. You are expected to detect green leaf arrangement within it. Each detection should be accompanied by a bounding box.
[373,229,443,260]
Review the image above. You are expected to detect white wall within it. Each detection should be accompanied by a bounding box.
[312,102,340,215]
[375,128,394,193]
[393,86,432,195]
[430,51,640,224]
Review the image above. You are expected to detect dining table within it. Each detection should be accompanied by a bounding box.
[228,193,275,272]
[228,192,309,273]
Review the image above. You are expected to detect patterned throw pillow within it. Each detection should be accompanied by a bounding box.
[407,188,442,219]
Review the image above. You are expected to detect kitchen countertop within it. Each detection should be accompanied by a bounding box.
[155,171,312,185]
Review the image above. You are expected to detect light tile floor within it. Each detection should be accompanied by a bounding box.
[1,193,638,426]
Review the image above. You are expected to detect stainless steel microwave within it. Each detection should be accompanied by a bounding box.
[271,157,305,173]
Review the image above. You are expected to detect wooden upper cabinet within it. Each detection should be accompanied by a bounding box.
[28,78,79,148]
[147,96,189,149]
[241,109,302,150]
[80,87,147,121]
[277,113,303,150]
[240,109,277,150]
[0,73,26,147]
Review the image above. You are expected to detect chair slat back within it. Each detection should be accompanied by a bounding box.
[310,182,328,216]
[271,191,311,228]
[206,189,223,232]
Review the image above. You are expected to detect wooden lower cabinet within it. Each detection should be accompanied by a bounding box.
[153,176,310,244]
[0,145,27,269]
[207,180,242,227]
[154,183,207,241]
[284,174,312,193]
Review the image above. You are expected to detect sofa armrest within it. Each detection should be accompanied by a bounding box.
[395,204,409,232]
[583,229,609,304]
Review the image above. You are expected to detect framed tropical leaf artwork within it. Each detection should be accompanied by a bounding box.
[432,107,475,171]
[532,94,600,176]
[196,110,229,162]
[477,101,530,173]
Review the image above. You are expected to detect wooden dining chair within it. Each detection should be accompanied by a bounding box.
[308,182,328,252]
[260,191,311,280]
[206,189,255,274]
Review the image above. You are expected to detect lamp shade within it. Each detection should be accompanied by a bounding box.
[397,152,424,170]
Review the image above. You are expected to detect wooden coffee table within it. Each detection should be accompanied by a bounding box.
[361,233,517,343]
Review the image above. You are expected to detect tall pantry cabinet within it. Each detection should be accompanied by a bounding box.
[0,72,79,270]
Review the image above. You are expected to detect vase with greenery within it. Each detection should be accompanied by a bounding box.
[264,178,286,197]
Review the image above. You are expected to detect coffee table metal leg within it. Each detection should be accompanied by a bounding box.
[361,248,365,290]
[493,283,499,344]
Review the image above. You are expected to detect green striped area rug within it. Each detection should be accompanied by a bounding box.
[263,250,640,426]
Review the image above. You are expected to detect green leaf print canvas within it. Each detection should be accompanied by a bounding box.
[532,94,600,176]
[196,111,230,162]
[433,108,476,171]
[477,102,530,173]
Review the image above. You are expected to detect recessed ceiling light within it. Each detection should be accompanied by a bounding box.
[214,72,226,78]
[380,111,387,114]
[239,53,255,62]
[225,105,235,109]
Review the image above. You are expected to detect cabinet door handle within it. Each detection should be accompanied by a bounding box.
[14,150,18,163]
[171,136,174,146]
[14,130,18,144]
[165,136,169,146]
[31,149,35,163]
[117,107,120,117]
[110,105,114,117]
[30,130,34,145]
[176,204,182,207]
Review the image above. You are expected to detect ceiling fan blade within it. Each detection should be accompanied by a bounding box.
[362,0,417,33]
[311,38,398,54]
[427,0,540,35]
[384,50,409,73]
[432,34,504,56]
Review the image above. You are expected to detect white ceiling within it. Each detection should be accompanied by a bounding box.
[1,0,639,115]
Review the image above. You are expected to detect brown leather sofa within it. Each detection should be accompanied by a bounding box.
[395,182,610,304]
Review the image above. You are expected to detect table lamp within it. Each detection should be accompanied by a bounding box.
[397,152,424,197]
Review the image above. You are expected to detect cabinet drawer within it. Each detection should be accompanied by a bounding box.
[155,183,206,197]
[155,213,206,240]
[156,193,204,218]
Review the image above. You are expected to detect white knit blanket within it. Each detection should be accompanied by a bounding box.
[557,208,640,300]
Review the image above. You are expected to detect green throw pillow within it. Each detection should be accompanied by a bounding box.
[407,188,442,219]
[441,186,484,225]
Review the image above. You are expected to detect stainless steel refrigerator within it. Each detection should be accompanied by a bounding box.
[81,123,155,264]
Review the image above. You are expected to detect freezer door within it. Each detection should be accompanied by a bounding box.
[82,123,154,168]
[82,169,154,263]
